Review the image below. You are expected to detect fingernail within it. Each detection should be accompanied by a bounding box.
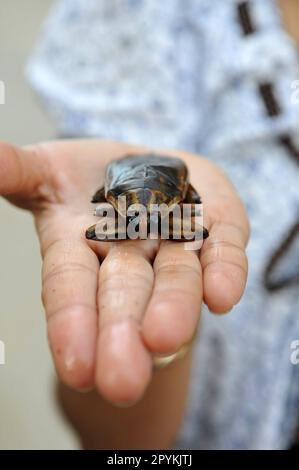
[110,398,141,408]
[210,307,233,315]
[77,386,94,394]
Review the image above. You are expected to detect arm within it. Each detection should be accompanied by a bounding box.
[58,351,193,450]
[0,139,249,448]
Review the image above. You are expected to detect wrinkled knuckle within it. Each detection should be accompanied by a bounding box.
[100,271,152,294]
[46,303,96,321]
[156,261,201,279]
[201,242,247,272]
[43,262,97,285]
[206,237,244,252]
[102,252,152,277]
[154,286,199,301]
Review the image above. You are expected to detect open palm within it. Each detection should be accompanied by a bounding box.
[1,139,249,405]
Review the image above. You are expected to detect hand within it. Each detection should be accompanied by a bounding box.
[0,139,249,405]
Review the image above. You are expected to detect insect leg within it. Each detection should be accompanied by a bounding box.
[181,184,202,217]
[185,183,202,204]
[86,216,128,241]
[91,186,106,203]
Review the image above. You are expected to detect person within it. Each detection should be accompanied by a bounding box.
[2,0,299,449]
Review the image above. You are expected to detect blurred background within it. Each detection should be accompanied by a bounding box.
[0,0,78,449]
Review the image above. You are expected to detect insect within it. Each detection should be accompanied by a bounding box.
[85,154,209,242]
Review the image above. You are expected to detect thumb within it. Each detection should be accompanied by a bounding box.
[0,141,46,198]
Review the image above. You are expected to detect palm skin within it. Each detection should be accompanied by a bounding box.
[1,138,249,405]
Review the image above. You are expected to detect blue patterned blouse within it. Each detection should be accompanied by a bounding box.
[27,0,299,449]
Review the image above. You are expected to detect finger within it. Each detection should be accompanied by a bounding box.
[142,241,202,354]
[200,221,248,313]
[42,233,99,391]
[178,154,249,314]
[0,141,46,197]
[96,241,157,404]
